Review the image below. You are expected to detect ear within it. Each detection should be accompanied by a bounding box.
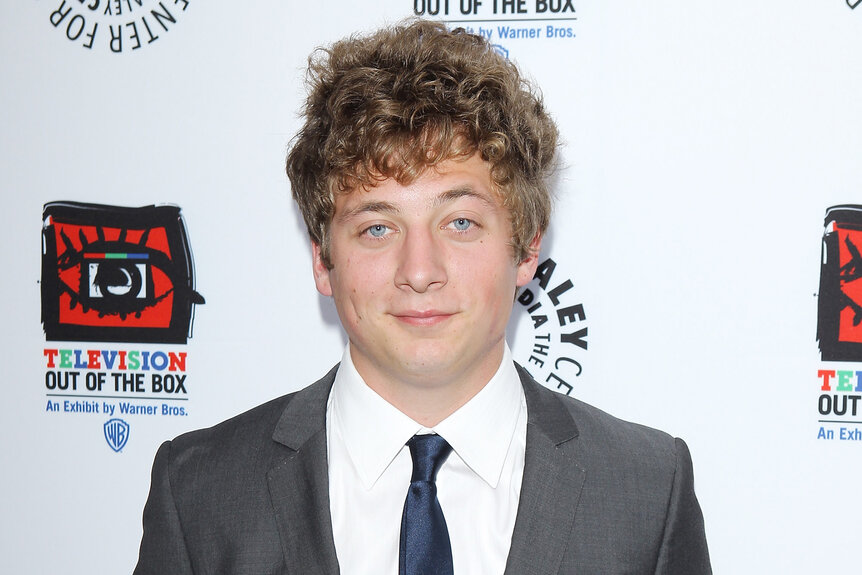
[515,233,542,287]
[311,242,333,297]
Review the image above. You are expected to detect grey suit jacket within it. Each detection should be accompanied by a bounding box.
[134,364,711,574]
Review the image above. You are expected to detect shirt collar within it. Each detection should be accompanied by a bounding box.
[330,344,524,490]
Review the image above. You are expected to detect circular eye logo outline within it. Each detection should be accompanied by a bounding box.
[42,201,205,344]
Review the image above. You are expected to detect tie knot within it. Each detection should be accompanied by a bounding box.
[407,434,452,483]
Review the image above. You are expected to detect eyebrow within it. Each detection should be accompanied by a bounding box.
[337,200,399,223]
[432,186,495,209]
[337,185,495,223]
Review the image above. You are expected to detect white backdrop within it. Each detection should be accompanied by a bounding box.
[2,1,861,573]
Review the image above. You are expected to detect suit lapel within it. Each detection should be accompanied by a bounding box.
[504,366,586,575]
[266,367,340,575]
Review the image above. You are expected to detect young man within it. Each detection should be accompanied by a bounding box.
[135,20,711,574]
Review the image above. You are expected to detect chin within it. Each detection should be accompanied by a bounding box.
[393,346,462,374]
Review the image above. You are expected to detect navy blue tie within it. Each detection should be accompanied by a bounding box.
[399,434,454,575]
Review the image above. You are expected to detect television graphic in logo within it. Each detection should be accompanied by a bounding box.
[42,202,204,344]
[818,205,862,361]
[104,418,130,452]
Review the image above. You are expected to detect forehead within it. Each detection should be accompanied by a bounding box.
[333,154,503,218]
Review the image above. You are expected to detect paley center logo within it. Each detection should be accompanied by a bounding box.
[41,201,204,344]
[508,256,587,396]
[45,0,190,53]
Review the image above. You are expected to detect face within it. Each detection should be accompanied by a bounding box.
[312,154,540,396]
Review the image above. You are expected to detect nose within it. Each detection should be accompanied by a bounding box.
[394,228,448,293]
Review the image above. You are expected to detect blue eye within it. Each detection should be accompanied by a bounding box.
[452,218,472,231]
[366,224,389,238]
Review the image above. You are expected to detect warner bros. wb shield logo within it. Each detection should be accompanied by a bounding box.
[104,418,130,452]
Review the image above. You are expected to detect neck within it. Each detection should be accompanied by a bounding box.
[350,344,506,427]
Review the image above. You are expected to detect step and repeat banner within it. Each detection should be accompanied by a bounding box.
[2,1,861,573]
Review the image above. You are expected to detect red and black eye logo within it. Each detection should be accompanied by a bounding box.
[41,202,205,344]
[818,205,862,361]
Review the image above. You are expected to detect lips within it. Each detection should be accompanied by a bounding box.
[392,310,455,327]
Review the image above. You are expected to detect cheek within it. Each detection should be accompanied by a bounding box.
[331,264,387,319]
[463,262,514,304]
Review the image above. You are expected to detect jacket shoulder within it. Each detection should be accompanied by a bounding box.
[560,391,678,461]
[519,363,679,467]
[161,365,336,486]
[517,365,711,573]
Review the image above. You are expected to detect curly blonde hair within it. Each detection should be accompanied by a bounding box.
[286,19,558,268]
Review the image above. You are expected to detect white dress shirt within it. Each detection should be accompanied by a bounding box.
[327,344,527,575]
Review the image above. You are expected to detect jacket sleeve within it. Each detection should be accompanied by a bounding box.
[653,438,712,574]
[133,440,195,575]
